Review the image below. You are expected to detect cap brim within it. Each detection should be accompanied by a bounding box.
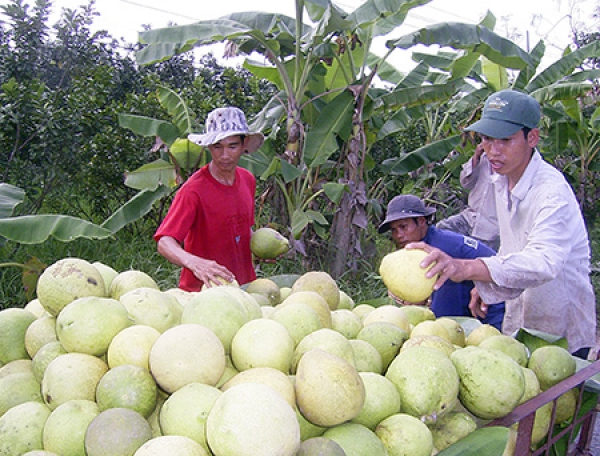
[378,210,435,233]
[188,131,265,153]
[464,118,524,139]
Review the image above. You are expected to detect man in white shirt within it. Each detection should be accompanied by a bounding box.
[409,89,597,359]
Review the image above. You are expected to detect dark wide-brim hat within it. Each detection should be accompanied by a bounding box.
[188,107,264,153]
[378,194,436,233]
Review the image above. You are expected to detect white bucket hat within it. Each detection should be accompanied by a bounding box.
[188,107,264,153]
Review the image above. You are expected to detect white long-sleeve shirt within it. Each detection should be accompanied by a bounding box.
[476,151,596,353]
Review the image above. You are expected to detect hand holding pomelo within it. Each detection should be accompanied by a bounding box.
[251,227,290,259]
[379,249,437,303]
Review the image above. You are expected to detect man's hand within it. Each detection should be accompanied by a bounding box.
[186,256,235,288]
[468,287,488,319]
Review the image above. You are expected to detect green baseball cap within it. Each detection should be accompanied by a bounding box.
[465,89,540,139]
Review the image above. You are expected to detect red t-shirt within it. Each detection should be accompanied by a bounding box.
[154,165,257,291]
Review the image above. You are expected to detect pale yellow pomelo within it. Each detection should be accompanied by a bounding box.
[279,286,293,302]
[43,399,100,456]
[0,371,43,417]
[96,364,158,418]
[436,317,466,347]
[159,383,222,453]
[0,401,51,455]
[107,325,161,370]
[279,291,332,328]
[330,309,363,339]
[480,335,529,367]
[530,402,554,446]
[0,307,37,364]
[222,367,296,409]
[375,413,434,456]
[362,305,411,333]
[398,305,436,326]
[296,437,346,456]
[230,318,295,373]
[351,372,401,430]
[296,349,365,427]
[260,305,276,318]
[24,299,48,318]
[352,303,375,320]
[215,356,239,389]
[31,341,67,383]
[429,410,478,451]
[181,287,249,353]
[25,314,57,358]
[134,436,208,456]
[56,296,130,356]
[249,292,271,307]
[291,328,355,374]
[164,288,196,307]
[109,270,159,300]
[292,271,340,310]
[322,422,387,456]
[349,339,384,374]
[250,227,290,259]
[465,323,502,346]
[84,408,152,456]
[400,334,456,357]
[528,345,576,390]
[149,324,225,393]
[36,258,106,316]
[41,352,108,410]
[337,290,356,310]
[386,347,459,424]
[355,322,409,371]
[92,261,119,295]
[519,366,542,404]
[0,358,32,379]
[245,278,281,306]
[410,319,452,343]
[119,287,182,333]
[270,301,322,346]
[555,387,578,424]
[379,249,437,303]
[216,286,262,320]
[206,383,300,456]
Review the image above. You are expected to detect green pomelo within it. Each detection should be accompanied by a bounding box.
[134,436,208,456]
[386,346,459,424]
[230,318,294,373]
[85,408,152,456]
[400,334,456,357]
[41,352,108,410]
[0,358,32,379]
[291,271,340,311]
[250,293,271,307]
[465,323,502,346]
[436,317,466,347]
[25,315,57,358]
[0,308,37,364]
[24,299,48,319]
[36,258,106,316]
[222,367,295,409]
[410,320,452,343]
[519,366,542,404]
[337,290,356,310]
[245,278,281,306]
[216,286,263,320]
[206,383,300,456]
[149,324,225,393]
[107,325,161,370]
[279,291,332,328]
[398,305,435,326]
[119,287,182,333]
[291,328,355,374]
[96,364,158,418]
[215,357,239,389]
[375,413,434,456]
[159,383,222,453]
[555,388,578,424]
[428,411,478,451]
[355,322,408,371]
[42,353,108,410]
[0,372,43,417]
[379,249,437,303]
[250,227,290,259]
[43,399,100,456]
[531,402,553,446]
[109,270,159,300]
[296,349,365,427]
[352,303,375,321]
[349,339,383,374]
[31,341,67,384]
[362,305,411,333]
[351,372,401,430]
[181,287,249,353]
[296,408,327,441]
[450,346,525,419]
[279,286,293,302]
[147,391,167,439]
[479,335,529,367]
[0,401,51,455]
[528,345,576,390]
[330,309,363,339]
[92,261,119,295]
[56,296,130,356]
[296,437,346,456]
[322,422,387,456]
[270,301,322,346]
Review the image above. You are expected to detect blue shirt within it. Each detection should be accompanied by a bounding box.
[424,225,505,330]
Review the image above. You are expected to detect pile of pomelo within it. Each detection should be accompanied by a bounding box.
[0,256,581,456]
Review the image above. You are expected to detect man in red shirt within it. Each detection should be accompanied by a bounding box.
[154,107,264,291]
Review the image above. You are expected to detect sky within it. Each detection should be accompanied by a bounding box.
[2,0,598,71]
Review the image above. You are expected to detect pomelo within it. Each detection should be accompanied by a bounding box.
[84,408,152,456]
[351,372,401,430]
[149,324,225,393]
[379,249,437,303]
[355,322,408,371]
[0,358,32,379]
[24,315,57,359]
[330,309,363,339]
[107,324,161,370]
[410,319,452,343]
[479,335,529,367]
[250,227,290,259]
[221,367,296,409]
[375,413,434,456]
[56,296,130,356]
[296,437,346,456]
[24,299,48,318]
[31,341,67,383]
[109,270,159,300]
[436,317,466,347]
[428,410,478,451]
[279,291,332,328]
[245,278,281,306]
[216,286,262,320]
[164,288,195,307]
[0,401,51,455]
[352,303,375,320]
[349,339,383,374]
[362,305,411,333]
[296,407,327,441]
[206,383,300,456]
[465,323,501,346]
[119,287,182,333]
[291,328,355,374]
[337,290,356,310]
[43,399,100,456]
[36,258,106,316]
[270,301,322,346]
[400,334,456,357]
[291,271,340,310]
[528,345,576,390]
[134,436,208,456]
[0,371,43,417]
[398,305,435,326]
[322,422,387,456]
[92,261,119,295]
[0,307,37,364]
